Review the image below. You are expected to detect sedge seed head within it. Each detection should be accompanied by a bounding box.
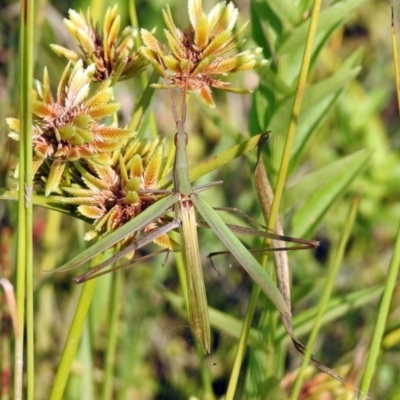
[50,6,149,82]
[140,0,268,107]
[59,138,179,254]
[6,61,133,196]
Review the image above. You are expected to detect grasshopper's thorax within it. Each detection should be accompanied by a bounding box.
[173,125,192,196]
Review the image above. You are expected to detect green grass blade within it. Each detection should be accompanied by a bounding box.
[102,268,123,400]
[0,189,82,216]
[267,0,321,228]
[277,0,367,59]
[163,284,383,351]
[49,254,103,400]
[358,222,400,399]
[16,0,35,398]
[276,285,384,345]
[289,195,360,399]
[283,149,370,213]
[289,149,371,237]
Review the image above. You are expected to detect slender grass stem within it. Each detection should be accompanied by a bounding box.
[128,71,159,132]
[358,235,400,396]
[290,195,360,399]
[225,289,259,400]
[79,323,95,400]
[15,0,34,398]
[129,0,148,90]
[49,255,103,400]
[102,268,123,400]
[391,8,400,118]
[267,0,322,233]
[198,347,214,400]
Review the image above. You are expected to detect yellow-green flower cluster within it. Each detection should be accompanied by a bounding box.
[7,61,133,196]
[60,138,178,253]
[141,0,267,107]
[51,5,148,82]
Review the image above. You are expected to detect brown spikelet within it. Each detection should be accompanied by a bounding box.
[144,146,163,189]
[45,160,66,196]
[194,13,209,49]
[198,86,215,108]
[78,205,105,219]
[130,154,143,178]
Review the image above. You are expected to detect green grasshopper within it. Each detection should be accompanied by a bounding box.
[60,80,316,355]
[54,81,367,395]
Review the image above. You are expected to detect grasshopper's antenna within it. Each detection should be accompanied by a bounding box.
[179,63,190,126]
[158,55,179,124]
[157,55,190,127]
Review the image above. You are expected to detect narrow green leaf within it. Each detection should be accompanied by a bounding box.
[278,0,367,57]
[290,196,360,399]
[267,60,362,173]
[359,222,400,399]
[0,189,78,216]
[286,149,371,237]
[263,0,301,25]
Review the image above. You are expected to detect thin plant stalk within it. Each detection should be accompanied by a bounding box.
[128,0,148,90]
[78,324,95,400]
[0,224,16,400]
[102,267,123,400]
[267,0,322,232]
[127,71,158,132]
[357,15,400,398]
[290,196,360,399]
[15,0,34,398]
[392,8,400,118]
[49,255,103,400]
[357,222,400,399]
[128,0,158,137]
[225,1,322,398]
[197,345,214,400]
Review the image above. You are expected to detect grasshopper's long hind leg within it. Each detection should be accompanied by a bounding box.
[178,199,211,353]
